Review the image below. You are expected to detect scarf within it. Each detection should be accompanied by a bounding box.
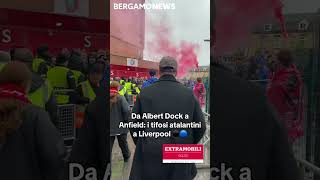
[0,83,31,104]
[110,87,118,94]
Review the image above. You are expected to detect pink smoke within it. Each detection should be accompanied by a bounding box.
[213,0,287,55]
[146,18,199,78]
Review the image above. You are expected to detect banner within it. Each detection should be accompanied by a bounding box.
[127,58,139,67]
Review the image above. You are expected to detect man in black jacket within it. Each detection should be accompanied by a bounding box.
[129,56,206,180]
[211,62,303,180]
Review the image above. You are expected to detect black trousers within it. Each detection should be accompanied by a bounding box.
[110,133,131,159]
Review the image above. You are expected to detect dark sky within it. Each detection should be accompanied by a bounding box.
[283,0,320,13]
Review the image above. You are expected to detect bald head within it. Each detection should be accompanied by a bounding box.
[0,51,10,63]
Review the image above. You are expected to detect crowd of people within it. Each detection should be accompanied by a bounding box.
[215,50,277,81]
[0,45,108,179]
[216,49,305,149]
[111,71,208,111]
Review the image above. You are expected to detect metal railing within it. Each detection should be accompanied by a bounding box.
[52,89,76,145]
[297,158,320,179]
[56,104,76,141]
[197,111,210,169]
[200,112,210,146]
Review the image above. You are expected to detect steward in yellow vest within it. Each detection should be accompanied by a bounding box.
[119,86,127,96]
[47,53,76,105]
[120,79,125,85]
[28,74,57,123]
[118,80,130,102]
[125,80,133,95]
[131,83,141,95]
[33,46,54,76]
[28,78,53,108]
[72,70,86,86]
[32,58,49,76]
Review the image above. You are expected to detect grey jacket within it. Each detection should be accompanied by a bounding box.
[110,95,130,136]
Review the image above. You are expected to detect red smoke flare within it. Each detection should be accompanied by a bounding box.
[146,18,199,78]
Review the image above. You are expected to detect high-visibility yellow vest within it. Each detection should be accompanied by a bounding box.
[119,86,127,96]
[125,82,133,95]
[47,66,72,104]
[71,70,85,86]
[135,87,140,94]
[0,63,7,71]
[80,80,96,102]
[28,80,52,108]
[120,79,125,85]
[130,83,140,94]
[32,58,49,74]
